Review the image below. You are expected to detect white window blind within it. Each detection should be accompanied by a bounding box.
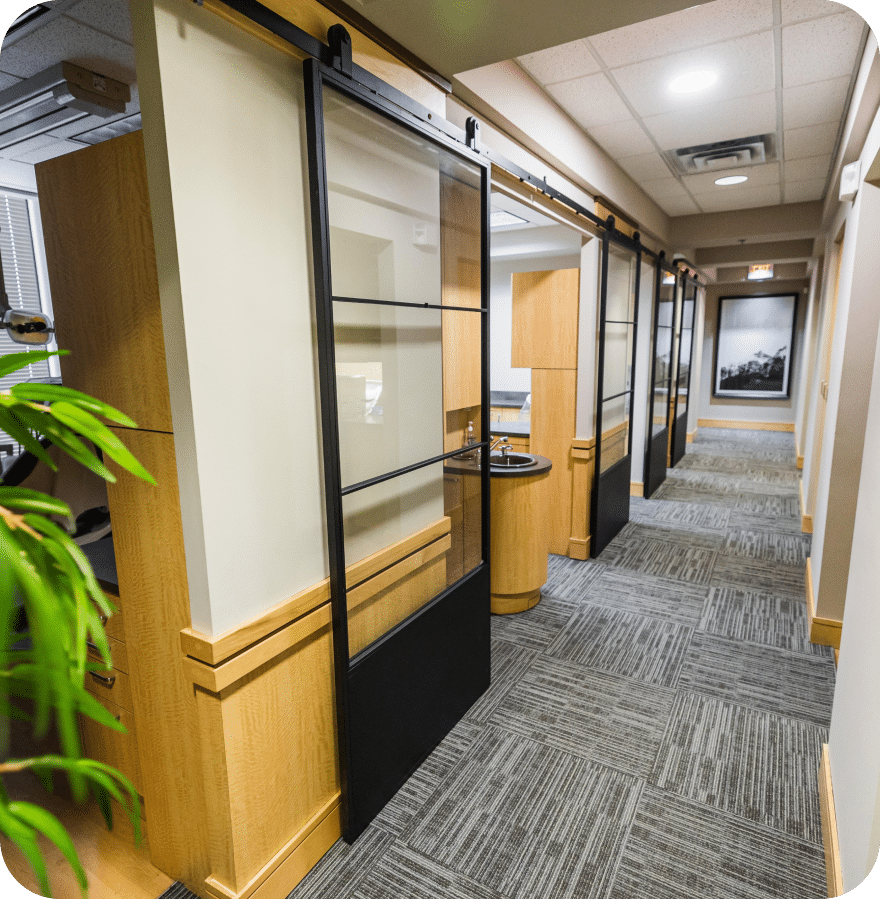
[0,192,51,453]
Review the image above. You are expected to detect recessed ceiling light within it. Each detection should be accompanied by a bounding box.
[748,264,773,281]
[669,70,718,94]
[715,175,748,186]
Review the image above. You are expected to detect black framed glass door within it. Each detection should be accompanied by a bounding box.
[670,275,697,467]
[591,230,641,556]
[644,259,677,498]
[304,57,491,841]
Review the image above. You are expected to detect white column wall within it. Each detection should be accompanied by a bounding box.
[829,300,880,892]
[133,1,328,637]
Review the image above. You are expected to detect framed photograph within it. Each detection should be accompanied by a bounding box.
[714,293,798,399]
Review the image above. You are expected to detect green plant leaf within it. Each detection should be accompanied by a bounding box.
[0,799,51,896]
[0,349,66,380]
[10,384,137,429]
[0,488,72,519]
[48,403,155,485]
[9,801,88,897]
[0,407,56,470]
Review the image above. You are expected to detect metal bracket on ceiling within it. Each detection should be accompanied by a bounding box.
[328,24,353,78]
[465,117,480,152]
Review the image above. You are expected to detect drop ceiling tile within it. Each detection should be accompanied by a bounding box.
[588,0,773,69]
[692,184,782,212]
[516,39,600,86]
[659,195,701,217]
[682,161,780,193]
[13,138,83,165]
[638,177,689,200]
[546,72,633,129]
[0,16,135,83]
[618,152,675,181]
[782,12,866,87]
[784,179,827,203]
[65,0,132,43]
[781,0,856,24]
[610,31,776,119]
[0,134,56,158]
[642,91,777,152]
[783,76,851,129]
[784,122,839,159]
[587,119,656,159]
[785,154,831,182]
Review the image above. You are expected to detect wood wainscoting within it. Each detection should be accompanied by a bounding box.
[180,518,455,899]
[569,438,596,560]
[819,745,844,897]
[805,558,843,649]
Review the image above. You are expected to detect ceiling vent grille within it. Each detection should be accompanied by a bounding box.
[665,134,776,175]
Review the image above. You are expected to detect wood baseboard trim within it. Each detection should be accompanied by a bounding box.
[630,482,644,497]
[568,537,590,560]
[697,418,795,433]
[686,429,697,444]
[819,745,844,897]
[799,479,813,533]
[797,454,804,469]
[806,558,843,649]
[204,794,342,899]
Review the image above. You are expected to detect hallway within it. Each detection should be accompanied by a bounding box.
[277,427,836,899]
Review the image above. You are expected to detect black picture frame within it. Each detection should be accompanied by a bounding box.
[713,293,798,400]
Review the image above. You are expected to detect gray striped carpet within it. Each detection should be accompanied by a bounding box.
[159,428,834,899]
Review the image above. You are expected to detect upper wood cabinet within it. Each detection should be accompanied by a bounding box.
[511,268,580,370]
[35,131,173,433]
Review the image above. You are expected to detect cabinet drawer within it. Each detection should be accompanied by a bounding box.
[79,694,142,795]
[100,593,125,643]
[85,664,133,713]
[86,634,128,674]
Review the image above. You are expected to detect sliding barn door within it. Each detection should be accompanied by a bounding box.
[304,57,491,841]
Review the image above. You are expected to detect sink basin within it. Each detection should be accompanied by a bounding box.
[490,452,538,468]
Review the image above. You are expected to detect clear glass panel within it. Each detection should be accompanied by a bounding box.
[678,327,693,390]
[602,322,634,400]
[681,296,695,330]
[652,385,670,436]
[653,325,673,387]
[599,395,629,473]
[323,87,482,308]
[605,242,637,322]
[335,301,444,489]
[342,460,481,656]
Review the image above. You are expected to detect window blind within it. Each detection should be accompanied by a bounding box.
[0,192,51,455]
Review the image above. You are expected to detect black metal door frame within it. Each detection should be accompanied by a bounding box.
[671,274,698,467]
[304,53,491,842]
[591,223,642,556]
[643,255,679,498]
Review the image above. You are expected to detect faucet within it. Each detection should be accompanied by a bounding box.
[489,436,509,453]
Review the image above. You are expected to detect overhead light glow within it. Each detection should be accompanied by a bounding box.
[669,69,718,94]
[662,272,677,285]
[490,209,529,228]
[748,264,773,281]
[715,175,748,186]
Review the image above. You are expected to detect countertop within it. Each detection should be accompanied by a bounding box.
[490,421,530,437]
[445,452,551,479]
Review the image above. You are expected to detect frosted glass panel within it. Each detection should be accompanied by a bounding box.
[334,301,444,489]
[323,87,481,307]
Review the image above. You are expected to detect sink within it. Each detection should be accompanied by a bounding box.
[490,452,538,468]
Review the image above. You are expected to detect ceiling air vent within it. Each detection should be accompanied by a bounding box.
[665,134,776,175]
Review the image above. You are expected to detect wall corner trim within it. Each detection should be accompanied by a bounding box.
[630,482,644,497]
[819,744,844,897]
[799,478,813,534]
[806,558,843,649]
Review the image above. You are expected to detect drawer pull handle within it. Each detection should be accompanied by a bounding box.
[86,639,100,654]
[114,714,121,722]
[99,614,108,626]
[89,671,116,688]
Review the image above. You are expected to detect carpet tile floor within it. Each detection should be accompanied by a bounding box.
[160,427,834,899]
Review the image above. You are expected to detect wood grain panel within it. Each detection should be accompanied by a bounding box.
[35,131,172,433]
[569,441,594,561]
[102,599,126,643]
[530,369,577,555]
[202,0,445,116]
[193,621,339,894]
[511,269,580,370]
[819,745,844,897]
[87,634,128,675]
[104,428,209,885]
[85,664,133,713]
[489,470,550,607]
[80,696,143,795]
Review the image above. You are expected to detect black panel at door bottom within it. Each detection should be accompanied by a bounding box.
[592,454,632,556]
[671,413,688,467]
[645,426,669,499]
[345,565,491,840]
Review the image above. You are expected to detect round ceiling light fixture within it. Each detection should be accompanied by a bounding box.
[715,175,748,186]
[669,70,718,94]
